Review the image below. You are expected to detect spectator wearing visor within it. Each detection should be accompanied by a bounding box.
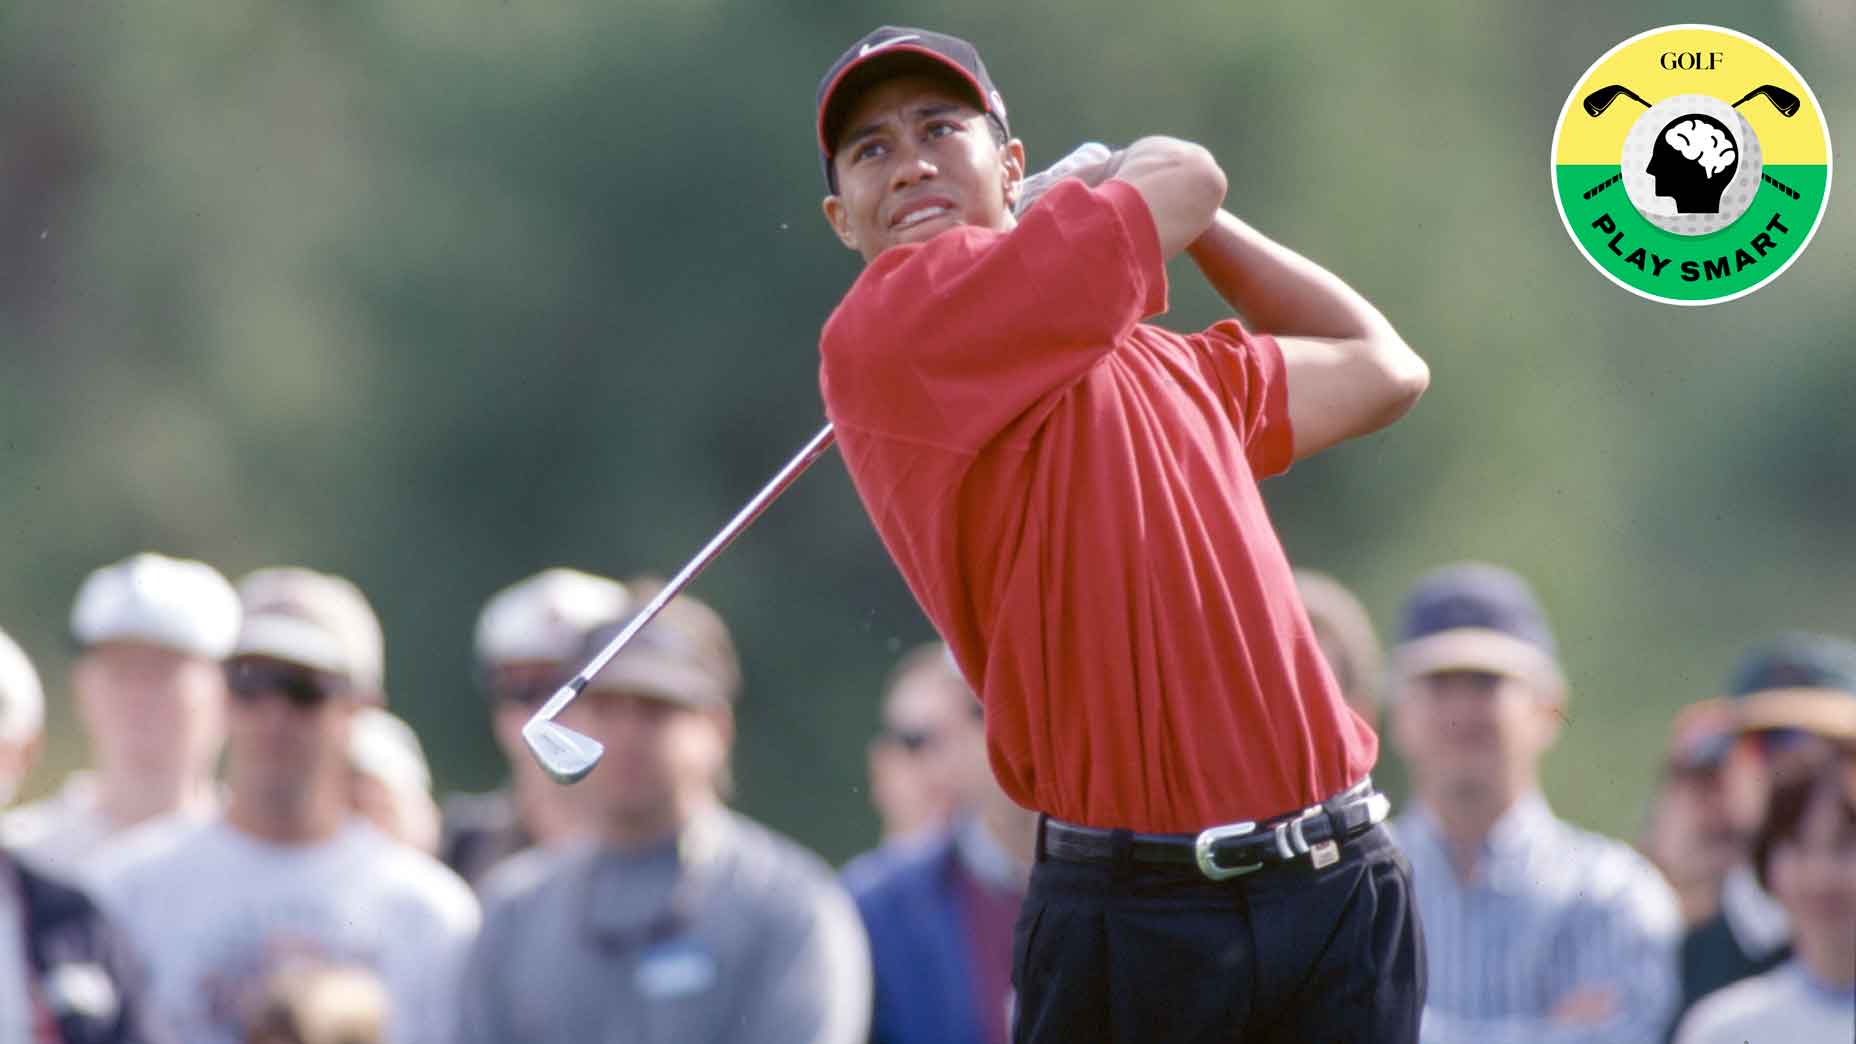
[1387,562,1681,1043]
[4,553,240,878]
[1639,699,1756,930]
[0,623,168,1044]
[90,567,478,1044]
[454,581,872,1044]
[1673,741,1856,1043]
[440,568,625,888]
[1671,632,1856,1027]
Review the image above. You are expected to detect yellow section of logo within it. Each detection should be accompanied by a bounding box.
[1556,26,1826,165]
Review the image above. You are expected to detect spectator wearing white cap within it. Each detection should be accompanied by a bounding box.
[348,707,440,856]
[89,567,478,1044]
[455,581,872,1044]
[3,552,240,877]
[440,568,628,887]
[0,624,168,1044]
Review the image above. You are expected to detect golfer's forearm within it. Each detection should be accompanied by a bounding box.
[1186,210,1395,342]
[1094,137,1226,257]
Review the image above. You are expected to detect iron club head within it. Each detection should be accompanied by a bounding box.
[517,425,839,787]
[523,713,605,784]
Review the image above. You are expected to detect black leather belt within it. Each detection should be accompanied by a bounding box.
[1040,779,1391,880]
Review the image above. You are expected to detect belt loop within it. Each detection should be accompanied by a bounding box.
[1034,814,1050,865]
[1109,828,1135,881]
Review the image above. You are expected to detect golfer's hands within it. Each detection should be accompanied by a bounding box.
[1014,141,1115,217]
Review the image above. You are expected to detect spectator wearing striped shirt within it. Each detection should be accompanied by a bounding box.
[1386,563,1682,1043]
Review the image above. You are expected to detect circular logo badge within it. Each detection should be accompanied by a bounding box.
[1552,25,1831,306]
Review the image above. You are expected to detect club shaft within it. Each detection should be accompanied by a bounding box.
[534,422,838,724]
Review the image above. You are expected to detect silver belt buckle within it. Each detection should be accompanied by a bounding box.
[1193,821,1263,880]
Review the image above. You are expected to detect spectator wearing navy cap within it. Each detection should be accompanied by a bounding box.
[1671,632,1856,1029]
[1387,562,1680,1043]
[3,552,241,878]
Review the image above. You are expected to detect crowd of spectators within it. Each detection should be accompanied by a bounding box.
[0,551,1848,1041]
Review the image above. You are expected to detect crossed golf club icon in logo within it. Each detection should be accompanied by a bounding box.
[1579,83,1801,205]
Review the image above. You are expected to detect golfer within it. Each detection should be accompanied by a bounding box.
[815,26,1429,1041]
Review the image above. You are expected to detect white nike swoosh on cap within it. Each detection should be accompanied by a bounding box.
[859,34,922,57]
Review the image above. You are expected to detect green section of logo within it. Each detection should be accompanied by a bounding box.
[1555,165,1827,302]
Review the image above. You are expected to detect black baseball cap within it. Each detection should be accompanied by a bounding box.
[1392,562,1564,690]
[815,26,1010,192]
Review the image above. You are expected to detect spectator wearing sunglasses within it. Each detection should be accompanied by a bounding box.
[856,642,990,856]
[454,581,871,1044]
[1671,633,1856,1030]
[844,642,1037,1044]
[3,553,240,879]
[439,569,627,889]
[89,567,478,1044]
[1673,749,1856,1043]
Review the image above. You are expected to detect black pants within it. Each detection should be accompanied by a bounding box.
[1011,823,1425,1043]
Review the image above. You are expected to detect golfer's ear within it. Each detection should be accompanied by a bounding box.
[1001,139,1026,208]
[822,195,860,251]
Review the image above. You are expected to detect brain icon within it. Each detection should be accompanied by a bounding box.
[1663,118,1738,178]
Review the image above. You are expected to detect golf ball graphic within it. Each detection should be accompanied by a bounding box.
[1622,94,1763,235]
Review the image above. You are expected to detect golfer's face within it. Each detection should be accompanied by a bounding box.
[823,75,1021,262]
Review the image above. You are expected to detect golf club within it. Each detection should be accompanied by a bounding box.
[1582,84,1651,117]
[1732,84,1800,117]
[522,422,839,783]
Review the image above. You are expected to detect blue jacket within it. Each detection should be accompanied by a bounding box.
[845,833,990,1044]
